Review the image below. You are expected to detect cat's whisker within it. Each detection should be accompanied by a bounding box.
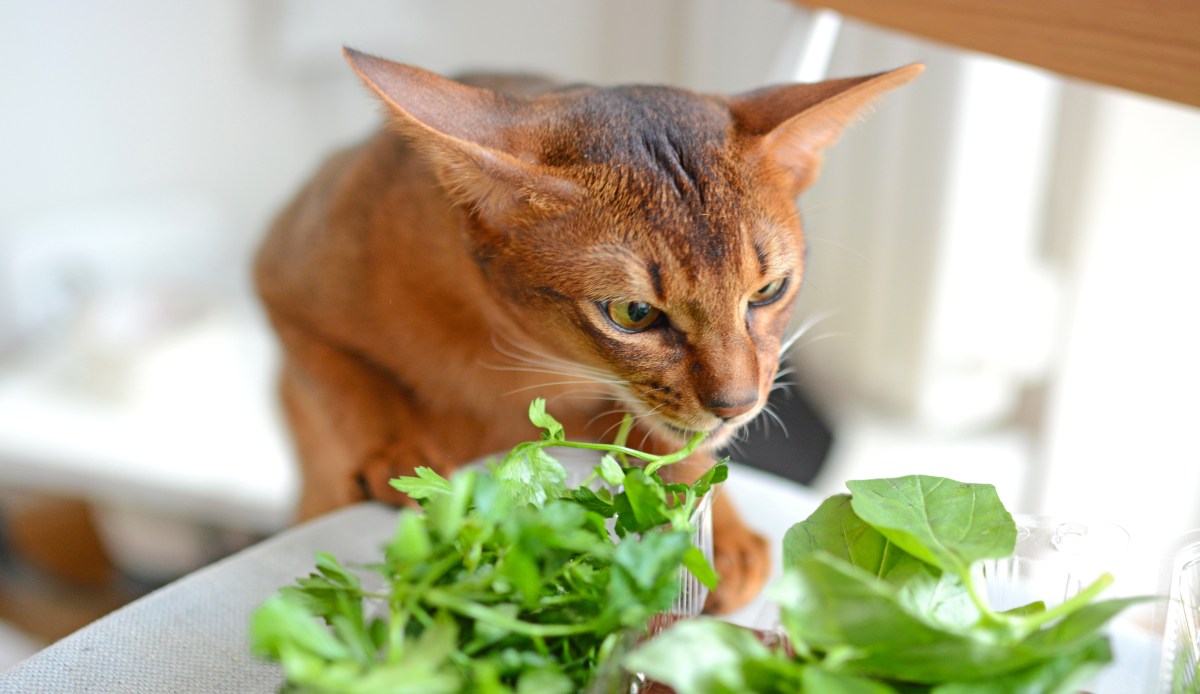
[490,333,617,382]
[778,310,836,359]
[759,403,789,439]
[722,436,747,461]
[584,405,630,434]
[502,379,624,397]
[592,402,667,443]
[485,356,618,382]
[804,233,869,262]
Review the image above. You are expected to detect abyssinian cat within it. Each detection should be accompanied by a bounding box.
[255,48,920,612]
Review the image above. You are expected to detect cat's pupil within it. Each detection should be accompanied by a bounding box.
[626,302,652,322]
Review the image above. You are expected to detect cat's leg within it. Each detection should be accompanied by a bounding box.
[272,317,450,521]
[659,453,771,615]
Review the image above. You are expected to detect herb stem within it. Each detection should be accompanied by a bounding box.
[520,431,706,476]
[425,589,599,638]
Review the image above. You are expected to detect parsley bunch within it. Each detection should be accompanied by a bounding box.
[251,399,725,693]
[628,476,1148,693]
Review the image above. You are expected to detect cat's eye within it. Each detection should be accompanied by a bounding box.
[749,277,788,306]
[604,300,662,332]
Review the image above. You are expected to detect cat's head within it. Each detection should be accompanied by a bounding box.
[346,49,920,448]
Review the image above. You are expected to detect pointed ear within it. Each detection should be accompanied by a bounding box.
[343,47,580,223]
[731,64,923,194]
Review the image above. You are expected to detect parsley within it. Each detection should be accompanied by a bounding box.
[250,399,723,693]
[628,475,1150,693]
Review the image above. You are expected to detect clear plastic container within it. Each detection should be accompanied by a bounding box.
[1158,530,1200,693]
[980,514,1130,612]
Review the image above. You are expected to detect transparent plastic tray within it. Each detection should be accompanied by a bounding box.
[1159,530,1200,693]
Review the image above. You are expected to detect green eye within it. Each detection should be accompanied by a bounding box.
[605,300,662,332]
[749,277,788,306]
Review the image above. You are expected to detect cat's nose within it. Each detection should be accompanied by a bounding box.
[705,392,759,421]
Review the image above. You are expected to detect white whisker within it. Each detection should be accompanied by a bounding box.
[779,310,836,359]
[805,236,868,262]
[760,403,789,439]
[503,380,622,397]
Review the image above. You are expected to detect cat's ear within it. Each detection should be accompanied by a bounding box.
[343,47,580,224]
[731,64,923,194]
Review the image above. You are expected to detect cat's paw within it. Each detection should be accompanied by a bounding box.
[356,440,444,508]
[704,494,770,615]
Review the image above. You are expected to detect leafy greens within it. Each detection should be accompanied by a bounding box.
[250,399,725,693]
[628,475,1147,694]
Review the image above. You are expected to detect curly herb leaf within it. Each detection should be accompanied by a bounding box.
[252,399,723,693]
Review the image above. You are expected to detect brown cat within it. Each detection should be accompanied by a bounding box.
[255,48,920,613]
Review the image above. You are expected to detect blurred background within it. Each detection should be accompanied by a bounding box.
[1,0,1197,668]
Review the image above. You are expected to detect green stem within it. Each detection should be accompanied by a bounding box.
[425,589,600,638]
[965,571,1000,625]
[524,431,706,476]
[1013,572,1114,635]
[612,413,635,468]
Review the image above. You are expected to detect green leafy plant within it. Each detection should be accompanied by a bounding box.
[250,399,724,693]
[628,475,1148,694]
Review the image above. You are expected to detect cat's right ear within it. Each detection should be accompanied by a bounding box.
[731,64,923,195]
[343,48,581,225]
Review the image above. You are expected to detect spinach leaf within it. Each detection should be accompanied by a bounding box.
[623,618,773,694]
[846,476,1016,580]
[783,494,931,584]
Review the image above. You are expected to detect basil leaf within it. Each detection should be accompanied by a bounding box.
[847,476,1016,579]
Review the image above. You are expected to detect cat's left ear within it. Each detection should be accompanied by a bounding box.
[343,48,582,225]
[731,64,923,194]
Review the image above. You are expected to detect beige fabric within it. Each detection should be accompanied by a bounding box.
[0,503,397,694]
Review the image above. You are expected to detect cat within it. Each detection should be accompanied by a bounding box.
[255,47,921,613]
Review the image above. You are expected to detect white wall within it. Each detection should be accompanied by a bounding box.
[1,1,1197,595]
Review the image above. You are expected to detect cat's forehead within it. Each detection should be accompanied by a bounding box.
[536,85,802,299]
[547,85,732,160]
[546,86,758,256]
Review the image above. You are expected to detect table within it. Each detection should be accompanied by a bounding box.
[791,0,1200,107]
[0,463,1160,692]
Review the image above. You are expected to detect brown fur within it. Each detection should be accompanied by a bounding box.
[255,48,920,613]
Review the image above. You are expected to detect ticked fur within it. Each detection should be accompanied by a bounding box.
[255,49,920,611]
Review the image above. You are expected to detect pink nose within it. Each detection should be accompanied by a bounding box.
[705,392,758,421]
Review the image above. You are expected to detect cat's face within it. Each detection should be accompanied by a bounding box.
[344,49,920,449]
[469,87,807,447]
